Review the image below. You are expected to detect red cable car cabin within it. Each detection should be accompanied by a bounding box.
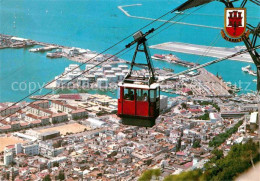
[117,30,160,127]
[117,82,160,127]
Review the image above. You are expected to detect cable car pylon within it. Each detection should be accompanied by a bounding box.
[124,28,156,86]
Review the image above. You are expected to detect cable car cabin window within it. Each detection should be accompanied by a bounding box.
[156,87,160,98]
[117,87,121,99]
[136,89,148,101]
[150,89,156,102]
[124,88,134,101]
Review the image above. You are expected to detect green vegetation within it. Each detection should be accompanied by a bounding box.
[187,91,193,95]
[196,101,220,112]
[73,115,88,120]
[163,140,259,181]
[138,169,161,181]
[57,170,65,180]
[199,112,210,120]
[192,140,201,148]
[43,174,51,181]
[164,169,202,181]
[181,103,187,109]
[56,89,73,94]
[209,120,243,147]
[202,140,259,181]
[53,162,59,167]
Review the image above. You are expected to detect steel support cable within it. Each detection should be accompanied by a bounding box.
[158,45,260,82]
[0,6,203,120]
[0,7,183,115]
[147,4,222,66]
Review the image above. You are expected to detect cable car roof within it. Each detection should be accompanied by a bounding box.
[118,82,160,89]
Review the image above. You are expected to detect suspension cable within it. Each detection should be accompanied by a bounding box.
[0,6,182,115]
[0,6,204,120]
[158,45,260,82]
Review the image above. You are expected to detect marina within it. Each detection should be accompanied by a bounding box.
[0,34,126,65]
[150,42,253,63]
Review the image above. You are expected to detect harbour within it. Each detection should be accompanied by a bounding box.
[0,34,127,65]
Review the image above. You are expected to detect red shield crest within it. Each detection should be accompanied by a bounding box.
[224,8,246,38]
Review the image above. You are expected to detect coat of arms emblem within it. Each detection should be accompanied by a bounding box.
[221,8,250,42]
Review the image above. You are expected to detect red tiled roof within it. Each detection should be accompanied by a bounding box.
[59,94,82,100]
[32,100,49,105]
[31,120,41,124]
[188,109,202,113]
[52,100,65,106]
[40,116,49,120]
[184,161,193,168]
[182,88,191,93]
[176,151,186,156]
[11,121,19,125]
[20,122,30,127]
[26,113,39,119]
[0,125,11,130]
[6,144,15,149]
[71,109,87,114]
[52,112,67,117]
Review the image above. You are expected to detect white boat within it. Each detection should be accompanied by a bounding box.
[249,71,257,76]
[241,65,251,72]
[175,11,184,14]
[253,79,257,82]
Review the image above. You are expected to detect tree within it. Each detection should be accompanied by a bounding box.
[164,169,202,181]
[158,140,260,181]
[181,103,187,109]
[199,112,210,120]
[209,120,243,147]
[192,140,201,148]
[138,169,161,181]
[43,174,51,181]
[53,162,59,167]
[58,170,65,180]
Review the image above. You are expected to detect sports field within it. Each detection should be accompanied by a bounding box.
[0,136,26,152]
[37,123,90,135]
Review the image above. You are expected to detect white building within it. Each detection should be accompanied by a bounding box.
[103,65,112,71]
[56,75,72,87]
[48,156,67,168]
[4,152,13,166]
[86,75,95,83]
[94,72,104,80]
[111,67,122,73]
[77,77,89,87]
[67,71,82,79]
[106,75,117,83]
[87,118,106,128]
[122,69,129,74]
[115,73,125,82]
[85,64,95,71]
[97,78,108,89]
[209,113,221,123]
[118,65,128,70]
[160,95,168,110]
[22,143,39,156]
[104,70,115,75]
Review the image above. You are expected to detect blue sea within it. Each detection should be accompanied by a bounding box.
[0,0,259,102]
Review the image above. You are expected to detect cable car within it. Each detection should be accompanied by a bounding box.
[117,30,160,127]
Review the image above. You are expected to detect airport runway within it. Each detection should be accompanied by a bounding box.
[150,42,253,63]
